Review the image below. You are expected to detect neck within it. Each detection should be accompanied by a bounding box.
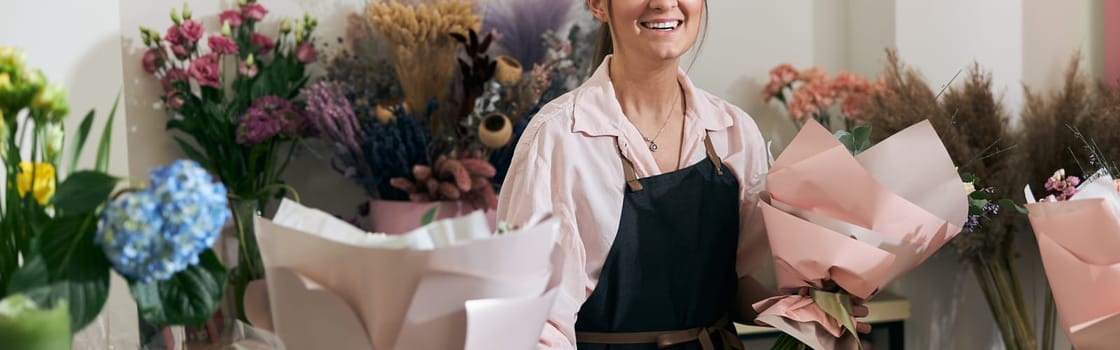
[608,54,683,124]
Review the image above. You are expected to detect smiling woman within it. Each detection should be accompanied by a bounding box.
[591,0,709,71]
[494,0,867,349]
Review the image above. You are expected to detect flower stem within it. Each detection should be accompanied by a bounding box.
[973,256,1017,349]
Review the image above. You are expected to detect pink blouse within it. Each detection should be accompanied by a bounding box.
[496,56,771,349]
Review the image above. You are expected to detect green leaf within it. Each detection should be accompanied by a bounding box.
[999,199,1028,214]
[852,125,872,153]
[130,249,227,328]
[9,215,112,333]
[960,173,977,183]
[51,171,119,214]
[7,255,49,295]
[420,206,439,226]
[173,137,211,170]
[95,90,122,172]
[68,110,96,173]
[834,130,858,155]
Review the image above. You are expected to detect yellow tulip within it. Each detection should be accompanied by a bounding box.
[16,162,55,205]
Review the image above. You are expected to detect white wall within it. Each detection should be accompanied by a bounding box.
[685,1,817,154]
[0,0,137,348]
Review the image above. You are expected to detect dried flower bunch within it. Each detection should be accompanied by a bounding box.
[366,0,481,129]
[304,0,594,218]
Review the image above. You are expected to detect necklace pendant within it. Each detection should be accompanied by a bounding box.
[649,142,659,152]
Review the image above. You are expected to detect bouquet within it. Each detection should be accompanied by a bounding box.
[246,199,562,350]
[1022,130,1120,350]
[304,0,593,232]
[0,47,228,349]
[136,0,321,319]
[752,119,968,350]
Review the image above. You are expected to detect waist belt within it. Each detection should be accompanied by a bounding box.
[576,316,744,350]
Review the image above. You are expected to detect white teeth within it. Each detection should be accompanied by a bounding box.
[642,21,680,30]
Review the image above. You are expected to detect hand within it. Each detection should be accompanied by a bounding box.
[851,295,871,334]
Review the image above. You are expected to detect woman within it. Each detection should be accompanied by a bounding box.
[497,1,866,349]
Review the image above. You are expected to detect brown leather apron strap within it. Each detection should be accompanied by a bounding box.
[576,316,743,350]
[616,136,644,191]
[703,134,724,176]
[620,155,644,192]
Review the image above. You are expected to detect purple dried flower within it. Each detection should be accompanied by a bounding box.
[301,81,364,155]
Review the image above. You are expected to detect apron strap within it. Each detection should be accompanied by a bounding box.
[576,315,744,350]
[618,133,726,192]
[703,134,724,176]
[620,152,644,192]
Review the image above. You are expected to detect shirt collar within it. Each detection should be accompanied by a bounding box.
[570,55,734,137]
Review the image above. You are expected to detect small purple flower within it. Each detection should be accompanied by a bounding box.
[963,215,980,232]
[983,203,999,215]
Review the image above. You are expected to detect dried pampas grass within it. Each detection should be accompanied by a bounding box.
[1016,53,1093,192]
[861,50,971,164]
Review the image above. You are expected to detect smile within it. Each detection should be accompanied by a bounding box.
[640,20,683,31]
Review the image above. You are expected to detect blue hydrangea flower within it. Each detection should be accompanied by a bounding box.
[96,160,230,283]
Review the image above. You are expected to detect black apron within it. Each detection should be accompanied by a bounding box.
[574,135,744,350]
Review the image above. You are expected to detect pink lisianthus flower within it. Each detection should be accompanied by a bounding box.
[238,60,258,78]
[179,20,205,45]
[171,44,190,59]
[165,90,185,109]
[219,10,243,28]
[296,42,318,63]
[160,68,189,92]
[141,49,163,74]
[188,53,221,88]
[164,24,183,45]
[208,36,238,55]
[251,33,274,55]
[242,3,268,22]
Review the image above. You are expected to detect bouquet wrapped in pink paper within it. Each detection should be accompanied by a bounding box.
[246,199,560,350]
[1025,170,1120,350]
[752,120,968,349]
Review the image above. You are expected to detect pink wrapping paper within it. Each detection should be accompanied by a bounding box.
[369,199,497,234]
[1026,174,1120,350]
[250,199,560,350]
[752,120,968,349]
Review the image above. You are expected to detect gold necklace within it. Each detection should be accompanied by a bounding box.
[637,87,682,152]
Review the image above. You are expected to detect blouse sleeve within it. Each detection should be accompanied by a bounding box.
[496,117,588,350]
[728,108,773,280]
